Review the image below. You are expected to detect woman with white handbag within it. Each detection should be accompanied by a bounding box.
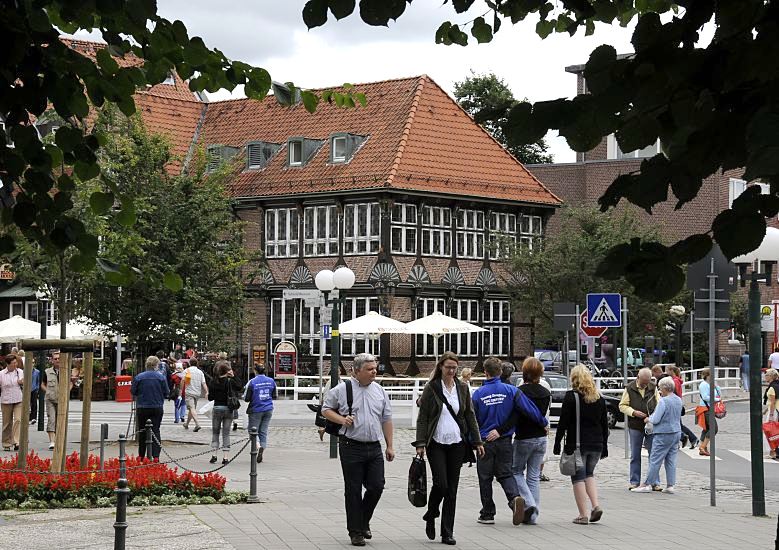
[553,365,609,525]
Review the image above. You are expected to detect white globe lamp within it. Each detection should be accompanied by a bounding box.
[315,269,335,292]
[333,267,356,290]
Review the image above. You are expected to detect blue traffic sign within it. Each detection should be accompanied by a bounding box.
[586,293,622,327]
[322,324,331,340]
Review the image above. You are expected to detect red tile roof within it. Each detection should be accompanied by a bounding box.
[135,94,204,172]
[200,76,560,206]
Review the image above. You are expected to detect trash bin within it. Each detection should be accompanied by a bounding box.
[115,375,133,402]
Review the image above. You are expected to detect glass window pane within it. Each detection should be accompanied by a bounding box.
[358,205,368,237]
[407,205,417,223]
[422,229,431,254]
[370,204,380,235]
[443,209,451,226]
[329,206,338,238]
[391,227,402,252]
[278,209,287,240]
[358,240,367,252]
[521,215,530,233]
[290,243,298,256]
[304,208,314,239]
[433,208,441,226]
[406,228,416,253]
[317,207,326,238]
[422,206,430,225]
[290,210,298,240]
[271,300,282,333]
[266,211,276,241]
[392,204,401,222]
[284,302,295,336]
[477,234,484,258]
[444,232,451,255]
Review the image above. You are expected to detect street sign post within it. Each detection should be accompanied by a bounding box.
[587,293,622,327]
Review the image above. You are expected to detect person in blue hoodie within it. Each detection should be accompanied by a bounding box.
[245,363,276,463]
[472,357,547,526]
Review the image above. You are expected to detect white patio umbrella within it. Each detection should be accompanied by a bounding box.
[0,315,41,343]
[405,311,487,337]
[47,317,107,340]
[337,311,409,335]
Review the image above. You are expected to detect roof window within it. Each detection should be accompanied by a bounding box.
[330,133,367,164]
[287,137,324,168]
[246,141,281,170]
[206,144,239,173]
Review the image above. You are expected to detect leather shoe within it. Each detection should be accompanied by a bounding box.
[425,518,435,540]
[441,536,456,545]
[363,527,372,540]
[350,534,366,546]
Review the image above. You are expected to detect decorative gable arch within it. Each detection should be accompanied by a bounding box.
[476,268,497,288]
[442,266,465,288]
[408,264,431,287]
[289,265,313,286]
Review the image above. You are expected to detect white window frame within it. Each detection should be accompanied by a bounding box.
[448,299,481,357]
[728,177,769,208]
[304,205,339,256]
[607,134,661,160]
[483,299,510,356]
[519,215,543,252]
[332,136,347,163]
[265,208,299,258]
[288,140,303,166]
[25,302,39,323]
[390,203,417,254]
[9,301,23,318]
[415,298,447,357]
[456,209,485,260]
[421,206,452,257]
[343,202,380,255]
[489,212,517,260]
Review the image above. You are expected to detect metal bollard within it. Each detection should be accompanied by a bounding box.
[144,419,153,460]
[247,428,259,503]
[113,434,130,550]
[99,423,109,471]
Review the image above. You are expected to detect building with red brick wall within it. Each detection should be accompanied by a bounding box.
[37,39,563,376]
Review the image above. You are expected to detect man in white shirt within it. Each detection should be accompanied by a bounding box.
[769,347,779,370]
[181,358,207,432]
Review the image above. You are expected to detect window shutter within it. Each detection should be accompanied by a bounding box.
[206,146,221,172]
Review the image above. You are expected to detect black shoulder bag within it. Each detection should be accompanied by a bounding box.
[324,381,353,436]
[433,380,477,466]
[227,379,241,411]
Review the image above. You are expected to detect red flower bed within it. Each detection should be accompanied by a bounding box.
[0,452,226,505]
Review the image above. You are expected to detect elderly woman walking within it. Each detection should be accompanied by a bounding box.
[0,354,24,451]
[631,376,682,493]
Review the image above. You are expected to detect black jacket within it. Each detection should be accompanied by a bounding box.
[208,376,243,407]
[554,390,609,456]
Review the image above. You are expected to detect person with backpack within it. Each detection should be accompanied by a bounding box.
[414,352,483,546]
[207,360,243,464]
[321,353,395,547]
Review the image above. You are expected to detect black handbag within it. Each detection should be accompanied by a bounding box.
[323,381,353,436]
[226,379,241,411]
[407,456,428,507]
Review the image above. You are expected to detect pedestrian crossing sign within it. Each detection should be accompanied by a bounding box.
[586,293,622,327]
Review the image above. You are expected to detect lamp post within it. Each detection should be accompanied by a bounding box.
[669,305,686,369]
[315,266,356,459]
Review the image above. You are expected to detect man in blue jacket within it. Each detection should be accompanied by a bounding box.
[472,357,547,526]
[130,356,169,460]
[245,363,276,463]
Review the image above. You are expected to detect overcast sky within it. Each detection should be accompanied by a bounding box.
[77,1,641,162]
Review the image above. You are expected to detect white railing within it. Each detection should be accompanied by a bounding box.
[275,367,747,427]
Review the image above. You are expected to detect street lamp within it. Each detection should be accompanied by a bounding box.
[669,305,686,369]
[315,266,355,459]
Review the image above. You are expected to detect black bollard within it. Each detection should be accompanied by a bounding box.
[247,427,259,503]
[113,434,130,550]
[99,423,109,471]
[144,419,153,460]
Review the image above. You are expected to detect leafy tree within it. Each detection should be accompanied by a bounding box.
[0,1,361,286]
[506,206,689,343]
[453,71,553,164]
[304,0,779,302]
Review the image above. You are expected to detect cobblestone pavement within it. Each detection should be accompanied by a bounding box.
[0,425,776,549]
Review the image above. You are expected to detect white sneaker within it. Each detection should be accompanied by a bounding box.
[48,442,54,450]
[630,485,652,493]
[664,486,676,494]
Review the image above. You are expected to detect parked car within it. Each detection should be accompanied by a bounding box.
[540,374,624,429]
[534,349,557,370]
[551,350,578,371]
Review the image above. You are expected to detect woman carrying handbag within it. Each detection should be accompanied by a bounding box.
[553,365,609,525]
[414,352,484,546]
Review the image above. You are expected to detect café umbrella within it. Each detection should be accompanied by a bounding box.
[405,311,486,361]
[0,315,41,343]
[337,311,408,357]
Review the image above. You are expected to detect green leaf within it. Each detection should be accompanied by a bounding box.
[448,24,469,46]
[435,22,453,45]
[164,271,184,292]
[74,160,100,181]
[471,17,493,43]
[744,146,779,181]
[583,45,616,95]
[44,144,64,167]
[354,92,367,107]
[303,0,328,29]
[54,126,84,153]
[669,234,712,264]
[117,202,137,227]
[452,0,476,13]
[96,48,120,75]
[70,253,97,272]
[359,0,409,26]
[301,90,320,113]
[328,0,355,19]
[89,191,115,214]
[0,235,15,255]
[712,209,766,260]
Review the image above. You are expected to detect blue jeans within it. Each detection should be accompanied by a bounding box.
[174,397,186,422]
[629,429,653,486]
[644,432,679,487]
[248,410,273,448]
[511,437,546,523]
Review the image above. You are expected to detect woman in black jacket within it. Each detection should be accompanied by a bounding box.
[553,365,609,525]
[414,351,483,546]
[208,360,243,464]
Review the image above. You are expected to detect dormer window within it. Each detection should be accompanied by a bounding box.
[288,140,303,166]
[206,144,239,173]
[247,141,280,170]
[330,133,367,164]
[286,137,324,167]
